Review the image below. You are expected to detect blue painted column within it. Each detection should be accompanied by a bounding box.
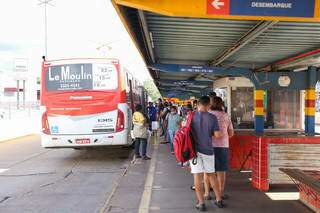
[305,66,317,134]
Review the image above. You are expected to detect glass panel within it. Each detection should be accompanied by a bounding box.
[231,87,254,129]
[215,88,228,109]
[266,90,301,129]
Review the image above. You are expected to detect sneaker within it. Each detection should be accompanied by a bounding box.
[204,195,212,200]
[135,155,142,159]
[190,185,195,191]
[142,156,151,160]
[195,203,206,211]
[213,194,229,200]
[214,200,224,208]
[222,194,229,200]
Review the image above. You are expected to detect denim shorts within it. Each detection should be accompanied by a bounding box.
[214,147,229,172]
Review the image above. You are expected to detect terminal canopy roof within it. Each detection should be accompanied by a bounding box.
[113,0,320,99]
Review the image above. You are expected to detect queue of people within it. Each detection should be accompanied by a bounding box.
[132,94,233,211]
[132,98,188,159]
[159,94,233,211]
[186,94,234,211]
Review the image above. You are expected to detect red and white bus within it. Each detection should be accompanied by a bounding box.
[41,58,147,148]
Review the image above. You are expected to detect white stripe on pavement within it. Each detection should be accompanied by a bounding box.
[0,169,9,174]
[138,139,159,213]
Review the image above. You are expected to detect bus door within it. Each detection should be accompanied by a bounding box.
[129,80,134,111]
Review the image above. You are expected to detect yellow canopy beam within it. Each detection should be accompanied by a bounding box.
[114,0,320,22]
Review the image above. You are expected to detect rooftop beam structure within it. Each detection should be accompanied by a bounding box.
[158,84,209,91]
[210,20,278,66]
[151,63,320,90]
[257,49,320,72]
[159,87,201,94]
[155,79,212,86]
[138,10,155,63]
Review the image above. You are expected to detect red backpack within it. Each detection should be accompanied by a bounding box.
[173,112,197,165]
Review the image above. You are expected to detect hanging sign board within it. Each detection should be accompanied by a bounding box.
[207,0,316,18]
[114,0,320,22]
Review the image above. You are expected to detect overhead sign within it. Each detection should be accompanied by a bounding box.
[114,0,320,22]
[207,0,315,18]
[14,58,28,72]
[173,81,195,86]
[13,58,29,80]
[207,0,230,15]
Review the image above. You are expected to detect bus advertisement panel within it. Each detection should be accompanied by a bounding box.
[40,58,141,148]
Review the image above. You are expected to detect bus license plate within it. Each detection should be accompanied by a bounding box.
[75,139,90,144]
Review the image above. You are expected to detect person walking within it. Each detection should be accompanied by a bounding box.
[189,96,223,211]
[147,102,157,132]
[208,96,234,200]
[157,99,164,134]
[133,104,151,160]
[200,91,219,200]
[160,102,170,137]
[157,98,164,119]
[166,106,182,154]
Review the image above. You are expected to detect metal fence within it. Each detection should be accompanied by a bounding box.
[0,101,41,120]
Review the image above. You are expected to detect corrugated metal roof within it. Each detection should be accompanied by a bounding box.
[146,12,320,69]
[224,22,320,68]
[118,7,320,98]
[146,13,260,65]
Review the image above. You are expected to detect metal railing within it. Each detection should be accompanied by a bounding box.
[0,101,41,120]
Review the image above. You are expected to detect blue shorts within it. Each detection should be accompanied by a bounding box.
[214,147,229,172]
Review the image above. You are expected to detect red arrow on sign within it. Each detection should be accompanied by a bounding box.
[207,0,230,15]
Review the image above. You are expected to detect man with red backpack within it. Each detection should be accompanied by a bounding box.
[189,96,223,211]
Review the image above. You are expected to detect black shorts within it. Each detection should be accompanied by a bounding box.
[214,147,229,172]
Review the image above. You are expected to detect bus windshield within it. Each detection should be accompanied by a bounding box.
[45,63,118,92]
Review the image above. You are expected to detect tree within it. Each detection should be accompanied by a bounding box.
[143,80,161,101]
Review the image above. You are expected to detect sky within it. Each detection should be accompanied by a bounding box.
[0,0,151,81]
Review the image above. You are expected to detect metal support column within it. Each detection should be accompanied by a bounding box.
[254,90,265,135]
[227,86,232,116]
[16,80,20,110]
[305,66,317,134]
[23,80,26,110]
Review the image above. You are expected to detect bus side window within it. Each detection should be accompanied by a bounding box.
[126,73,129,87]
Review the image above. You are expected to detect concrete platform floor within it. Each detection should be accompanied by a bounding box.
[106,135,312,213]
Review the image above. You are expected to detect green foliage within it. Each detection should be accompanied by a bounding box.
[143,80,161,101]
